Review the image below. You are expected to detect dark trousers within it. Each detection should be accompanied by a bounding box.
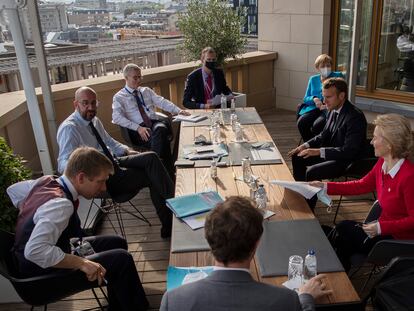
[127,120,174,177]
[297,109,327,142]
[334,220,393,271]
[20,235,149,311]
[107,151,174,235]
[292,155,349,210]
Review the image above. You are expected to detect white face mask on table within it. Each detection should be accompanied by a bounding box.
[320,67,332,78]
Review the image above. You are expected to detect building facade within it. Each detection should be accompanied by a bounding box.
[68,9,111,27]
[233,0,258,36]
[39,4,68,32]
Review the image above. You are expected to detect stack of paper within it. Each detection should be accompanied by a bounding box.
[173,114,208,123]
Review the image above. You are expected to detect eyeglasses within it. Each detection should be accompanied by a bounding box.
[79,100,100,108]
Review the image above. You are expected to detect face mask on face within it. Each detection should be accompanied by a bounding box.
[205,61,216,70]
[320,67,332,78]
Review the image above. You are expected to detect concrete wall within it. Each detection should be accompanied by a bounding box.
[258,0,331,111]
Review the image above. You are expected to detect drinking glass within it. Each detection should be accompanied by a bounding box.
[234,122,243,141]
[288,255,303,291]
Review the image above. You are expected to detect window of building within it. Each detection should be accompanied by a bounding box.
[331,0,414,103]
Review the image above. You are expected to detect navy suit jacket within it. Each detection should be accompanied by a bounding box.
[160,270,315,311]
[307,100,367,161]
[183,67,232,109]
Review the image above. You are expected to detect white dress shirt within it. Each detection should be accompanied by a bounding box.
[57,110,129,173]
[112,85,182,131]
[397,34,414,53]
[7,176,78,269]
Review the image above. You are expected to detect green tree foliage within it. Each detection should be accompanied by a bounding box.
[178,0,247,66]
[0,137,31,232]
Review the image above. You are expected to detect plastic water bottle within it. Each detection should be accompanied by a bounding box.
[255,184,267,209]
[303,250,317,283]
[220,94,227,109]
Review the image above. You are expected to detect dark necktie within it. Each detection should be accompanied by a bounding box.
[89,121,120,169]
[133,90,152,128]
[330,111,338,133]
[73,199,79,210]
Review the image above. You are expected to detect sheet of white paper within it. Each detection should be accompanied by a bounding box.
[269,180,321,199]
[183,144,228,160]
[211,95,222,106]
[182,270,209,285]
[282,277,302,292]
[251,147,281,161]
[181,212,209,230]
[262,209,275,219]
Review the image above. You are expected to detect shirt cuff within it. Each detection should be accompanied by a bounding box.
[320,147,326,159]
[303,143,310,149]
[377,221,381,235]
[200,103,205,109]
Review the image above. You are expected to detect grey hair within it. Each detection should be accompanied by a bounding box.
[123,63,141,78]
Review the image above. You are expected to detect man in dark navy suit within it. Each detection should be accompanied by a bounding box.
[288,78,367,210]
[183,47,232,109]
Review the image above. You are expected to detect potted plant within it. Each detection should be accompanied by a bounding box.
[0,137,31,233]
[178,0,247,66]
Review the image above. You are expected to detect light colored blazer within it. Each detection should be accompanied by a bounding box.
[160,270,315,311]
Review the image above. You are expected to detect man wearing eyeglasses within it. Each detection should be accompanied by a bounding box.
[183,46,232,109]
[57,86,174,238]
[112,64,190,176]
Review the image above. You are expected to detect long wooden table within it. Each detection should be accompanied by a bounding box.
[170,107,360,305]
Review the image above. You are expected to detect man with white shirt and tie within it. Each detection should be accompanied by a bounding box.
[288,78,367,211]
[57,86,174,238]
[160,196,331,311]
[8,147,149,311]
[112,64,190,176]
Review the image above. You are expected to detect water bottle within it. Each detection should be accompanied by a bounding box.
[303,250,317,283]
[241,157,252,183]
[210,160,217,179]
[220,94,227,109]
[230,98,236,111]
[255,184,267,209]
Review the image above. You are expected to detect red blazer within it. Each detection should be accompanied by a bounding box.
[327,158,414,240]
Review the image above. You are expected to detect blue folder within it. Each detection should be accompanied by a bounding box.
[166,191,223,218]
[166,266,214,291]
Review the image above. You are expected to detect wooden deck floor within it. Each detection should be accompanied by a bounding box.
[0,108,374,310]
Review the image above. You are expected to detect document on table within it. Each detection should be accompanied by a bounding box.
[269,180,332,206]
[173,114,208,123]
[182,211,209,230]
[250,146,281,162]
[183,143,228,160]
[269,180,321,199]
[211,94,233,106]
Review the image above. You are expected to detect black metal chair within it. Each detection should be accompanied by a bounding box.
[349,201,414,290]
[83,191,151,239]
[363,256,414,310]
[332,140,377,224]
[0,229,107,311]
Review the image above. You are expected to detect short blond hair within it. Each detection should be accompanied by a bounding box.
[64,147,114,179]
[373,114,413,159]
[315,54,333,69]
[200,46,216,61]
[123,63,141,78]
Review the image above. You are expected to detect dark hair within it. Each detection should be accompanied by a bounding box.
[204,196,263,265]
[323,77,348,99]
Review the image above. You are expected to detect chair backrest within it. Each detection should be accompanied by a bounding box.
[364,200,382,223]
[369,257,414,310]
[0,229,16,280]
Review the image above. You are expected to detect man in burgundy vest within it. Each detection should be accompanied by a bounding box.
[8,147,149,311]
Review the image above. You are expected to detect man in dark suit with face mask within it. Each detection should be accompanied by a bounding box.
[183,47,232,109]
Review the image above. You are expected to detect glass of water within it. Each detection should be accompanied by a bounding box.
[211,123,220,144]
[288,255,303,291]
[234,122,243,141]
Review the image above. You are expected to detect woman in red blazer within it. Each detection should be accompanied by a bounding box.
[311,113,414,271]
